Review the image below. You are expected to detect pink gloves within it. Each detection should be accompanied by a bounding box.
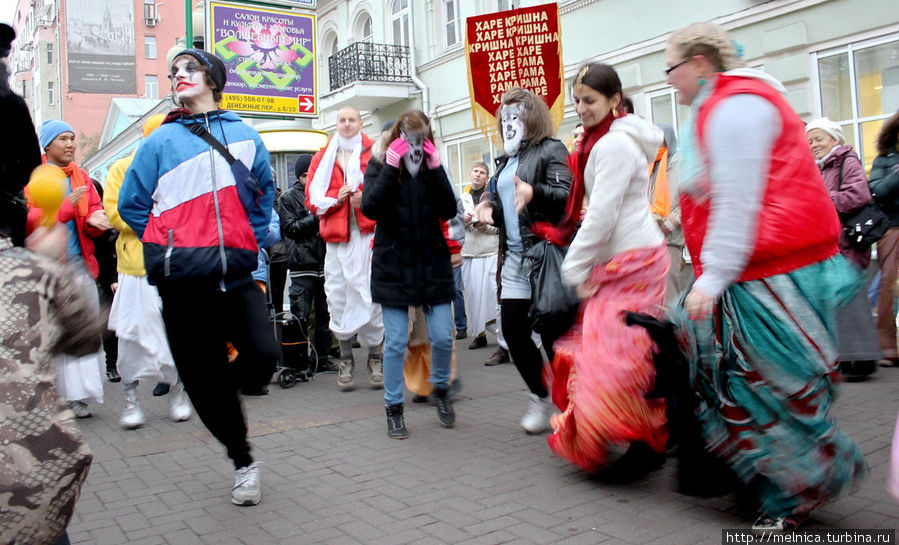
[423,139,441,170]
[385,138,408,168]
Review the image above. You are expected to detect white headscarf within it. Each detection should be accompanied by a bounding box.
[307,133,364,215]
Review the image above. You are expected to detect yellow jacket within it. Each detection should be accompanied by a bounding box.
[103,152,145,276]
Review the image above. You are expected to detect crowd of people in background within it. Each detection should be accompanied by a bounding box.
[4,17,899,545]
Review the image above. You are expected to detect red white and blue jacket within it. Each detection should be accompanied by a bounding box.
[117,110,275,288]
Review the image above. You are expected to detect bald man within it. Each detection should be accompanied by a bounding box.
[305,107,384,390]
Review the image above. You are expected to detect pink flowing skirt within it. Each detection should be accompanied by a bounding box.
[546,245,670,472]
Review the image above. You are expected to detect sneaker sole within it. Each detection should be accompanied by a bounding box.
[231,497,261,506]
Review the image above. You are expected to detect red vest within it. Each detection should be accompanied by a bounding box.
[680,75,839,282]
[305,134,376,242]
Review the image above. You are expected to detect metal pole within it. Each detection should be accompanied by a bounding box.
[185,0,192,48]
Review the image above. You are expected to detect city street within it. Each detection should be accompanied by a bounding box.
[67,338,899,545]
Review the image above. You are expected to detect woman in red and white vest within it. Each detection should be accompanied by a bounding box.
[666,22,865,531]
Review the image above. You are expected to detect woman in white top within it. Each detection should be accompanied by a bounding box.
[548,63,670,475]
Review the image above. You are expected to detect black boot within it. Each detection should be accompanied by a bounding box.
[386,403,409,439]
[432,387,455,428]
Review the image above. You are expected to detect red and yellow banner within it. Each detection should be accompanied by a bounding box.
[465,3,564,142]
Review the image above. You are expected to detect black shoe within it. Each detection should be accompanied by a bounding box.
[468,334,487,350]
[455,330,467,340]
[596,442,665,483]
[840,360,876,382]
[484,348,510,366]
[106,368,121,383]
[412,394,430,403]
[316,359,339,374]
[152,382,171,396]
[432,387,456,428]
[386,403,409,439]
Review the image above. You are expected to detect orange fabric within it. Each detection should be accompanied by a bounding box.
[648,147,670,217]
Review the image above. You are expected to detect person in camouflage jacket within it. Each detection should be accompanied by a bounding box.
[0,230,101,545]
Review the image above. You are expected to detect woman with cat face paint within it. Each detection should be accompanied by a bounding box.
[474,88,572,434]
[362,110,460,439]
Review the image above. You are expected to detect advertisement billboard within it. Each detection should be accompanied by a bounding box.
[66,0,137,94]
[209,1,317,117]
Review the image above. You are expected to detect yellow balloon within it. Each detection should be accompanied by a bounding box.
[28,164,67,227]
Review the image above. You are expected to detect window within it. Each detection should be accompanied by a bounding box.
[355,13,372,43]
[444,0,460,48]
[144,36,157,59]
[46,42,52,64]
[444,134,495,192]
[497,0,514,10]
[47,81,54,105]
[816,35,899,171]
[391,0,410,48]
[145,75,158,98]
[645,88,690,134]
[323,31,338,90]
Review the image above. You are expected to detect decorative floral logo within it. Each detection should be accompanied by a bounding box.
[226,22,299,71]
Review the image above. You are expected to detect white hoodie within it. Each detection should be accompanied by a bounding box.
[561,114,665,286]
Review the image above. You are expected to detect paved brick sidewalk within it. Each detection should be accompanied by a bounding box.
[67,340,899,545]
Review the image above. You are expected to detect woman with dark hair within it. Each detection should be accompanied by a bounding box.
[548,63,669,474]
[666,21,864,530]
[869,111,899,367]
[475,88,572,434]
[362,109,460,439]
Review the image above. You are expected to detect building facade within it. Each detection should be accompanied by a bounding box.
[313,0,899,187]
[10,0,188,161]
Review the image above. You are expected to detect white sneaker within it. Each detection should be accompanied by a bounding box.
[520,393,553,434]
[232,462,262,506]
[119,393,145,430]
[169,386,192,422]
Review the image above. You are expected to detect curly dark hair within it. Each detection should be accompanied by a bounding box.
[877,111,899,156]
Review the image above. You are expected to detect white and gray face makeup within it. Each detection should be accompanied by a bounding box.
[169,57,208,103]
[501,104,524,156]
[401,129,424,176]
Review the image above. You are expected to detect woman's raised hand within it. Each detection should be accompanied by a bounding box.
[423,139,441,169]
[385,137,409,168]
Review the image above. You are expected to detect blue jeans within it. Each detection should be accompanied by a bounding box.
[453,267,467,331]
[382,303,453,406]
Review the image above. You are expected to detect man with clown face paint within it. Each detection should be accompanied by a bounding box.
[475,88,572,434]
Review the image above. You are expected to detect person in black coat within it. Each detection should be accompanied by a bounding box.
[0,24,41,248]
[90,179,121,382]
[361,110,458,439]
[280,154,336,374]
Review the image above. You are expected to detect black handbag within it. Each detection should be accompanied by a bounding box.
[188,122,262,212]
[836,159,888,250]
[523,240,579,334]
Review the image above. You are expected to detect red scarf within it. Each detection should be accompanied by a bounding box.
[530,108,622,245]
[35,155,89,217]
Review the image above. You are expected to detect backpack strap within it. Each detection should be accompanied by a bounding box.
[188,122,237,165]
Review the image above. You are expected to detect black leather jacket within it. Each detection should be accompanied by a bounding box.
[486,137,572,252]
[279,182,325,273]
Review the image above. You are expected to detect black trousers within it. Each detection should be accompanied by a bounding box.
[269,260,288,312]
[288,274,332,362]
[96,283,118,372]
[159,280,279,469]
[501,298,565,399]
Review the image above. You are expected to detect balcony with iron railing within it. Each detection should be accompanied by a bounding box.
[328,42,411,91]
[321,41,415,112]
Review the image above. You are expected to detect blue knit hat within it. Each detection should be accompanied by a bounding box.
[39,119,75,151]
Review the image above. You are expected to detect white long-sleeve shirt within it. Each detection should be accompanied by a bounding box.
[561,115,665,286]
